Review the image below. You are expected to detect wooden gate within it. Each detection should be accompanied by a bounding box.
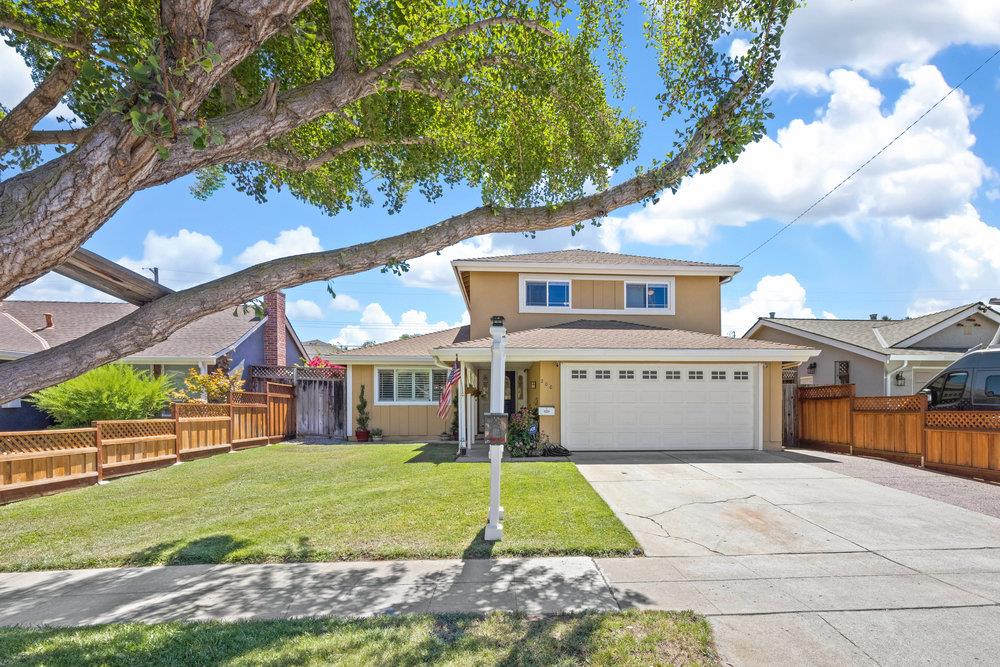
[782,384,797,447]
[295,378,346,438]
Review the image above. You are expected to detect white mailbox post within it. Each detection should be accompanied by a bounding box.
[484,315,507,541]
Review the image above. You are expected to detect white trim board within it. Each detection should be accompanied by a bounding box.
[435,347,819,364]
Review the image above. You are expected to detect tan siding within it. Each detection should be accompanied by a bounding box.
[468,271,722,338]
[350,364,446,439]
[572,280,594,309]
[536,361,561,443]
[762,362,782,451]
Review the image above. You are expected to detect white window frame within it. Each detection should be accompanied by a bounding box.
[624,280,674,313]
[374,367,447,406]
[518,273,676,315]
[520,277,572,312]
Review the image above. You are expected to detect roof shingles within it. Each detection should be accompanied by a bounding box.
[455,249,738,269]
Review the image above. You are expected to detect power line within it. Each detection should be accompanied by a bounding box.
[735,47,1000,265]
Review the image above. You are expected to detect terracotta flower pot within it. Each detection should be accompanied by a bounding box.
[355,429,370,442]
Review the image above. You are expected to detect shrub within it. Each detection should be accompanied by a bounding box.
[30,364,172,427]
[172,367,244,403]
[356,384,370,431]
[506,407,540,457]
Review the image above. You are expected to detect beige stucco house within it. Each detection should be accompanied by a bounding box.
[326,250,817,451]
[745,303,1000,397]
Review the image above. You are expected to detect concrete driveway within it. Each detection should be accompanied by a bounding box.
[574,449,1000,666]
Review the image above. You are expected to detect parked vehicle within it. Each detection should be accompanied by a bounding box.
[920,349,1000,410]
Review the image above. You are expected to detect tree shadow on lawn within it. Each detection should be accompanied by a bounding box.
[404,442,456,464]
[127,534,251,567]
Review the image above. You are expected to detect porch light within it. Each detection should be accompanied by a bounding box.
[895,372,906,387]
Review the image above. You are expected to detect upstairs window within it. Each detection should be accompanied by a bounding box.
[625,282,669,309]
[525,280,570,308]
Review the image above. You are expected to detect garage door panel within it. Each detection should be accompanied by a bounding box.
[562,364,757,451]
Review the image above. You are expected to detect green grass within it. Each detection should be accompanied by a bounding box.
[0,443,639,571]
[0,611,717,667]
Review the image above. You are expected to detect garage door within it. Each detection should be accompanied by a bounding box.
[561,364,758,450]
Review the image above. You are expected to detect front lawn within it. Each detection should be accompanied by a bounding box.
[0,443,638,571]
[0,611,718,667]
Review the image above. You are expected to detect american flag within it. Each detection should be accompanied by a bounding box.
[437,358,462,419]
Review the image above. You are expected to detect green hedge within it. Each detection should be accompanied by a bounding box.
[30,364,172,427]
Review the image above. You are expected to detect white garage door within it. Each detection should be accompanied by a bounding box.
[561,364,758,450]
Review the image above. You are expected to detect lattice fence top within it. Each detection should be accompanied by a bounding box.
[175,403,230,418]
[798,384,855,400]
[1,428,95,453]
[250,365,344,381]
[926,411,1000,431]
[96,419,175,440]
[231,391,267,405]
[854,395,927,413]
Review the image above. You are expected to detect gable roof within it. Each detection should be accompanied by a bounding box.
[443,320,807,351]
[746,302,1000,359]
[455,249,738,270]
[0,300,302,362]
[319,326,471,362]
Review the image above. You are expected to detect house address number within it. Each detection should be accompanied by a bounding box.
[538,406,556,416]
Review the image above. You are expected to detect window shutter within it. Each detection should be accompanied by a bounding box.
[397,370,415,400]
[432,370,447,400]
[414,370,431,401]
[377,369,395,402]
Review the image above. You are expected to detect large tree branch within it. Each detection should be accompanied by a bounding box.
[18,128,89,145]
[0,17,125,67]
[0,79,737,403]
[327,0,357,74]
[0,56,79,152]
[161,0,214,63]
[145,16,555,186]
[253,136,432,171]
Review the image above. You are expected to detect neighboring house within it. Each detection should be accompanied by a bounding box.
[323,250,816,451]
[745,302,1000,397]
[0,291,306,430]
[303,339,343,359]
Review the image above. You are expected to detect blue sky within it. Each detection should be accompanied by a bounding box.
[5,1,1000,346]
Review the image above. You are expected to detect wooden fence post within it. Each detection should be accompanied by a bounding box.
[848,384,856,455]
[172,403,182,463]
[264,383,272,443]
[918,391,928,467]
[93,421,105,483]
[228,398,235,452]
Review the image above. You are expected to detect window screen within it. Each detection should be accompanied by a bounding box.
[625,283,669,308]
[525,281,547,306]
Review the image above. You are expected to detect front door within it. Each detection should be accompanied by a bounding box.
[504,371,516,415]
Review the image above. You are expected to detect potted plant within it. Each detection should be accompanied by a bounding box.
[355,384,371,442]
[370,427,383,442]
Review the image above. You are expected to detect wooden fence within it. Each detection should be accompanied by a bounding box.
[0,383,295,504]
[797,385,1000,482]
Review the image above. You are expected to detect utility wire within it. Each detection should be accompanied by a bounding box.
[735,47,1000,265]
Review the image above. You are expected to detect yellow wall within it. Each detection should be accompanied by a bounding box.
[466,271,722,339]
[526,361,561,443]
[762,361,782,451]
[351,365,448,439]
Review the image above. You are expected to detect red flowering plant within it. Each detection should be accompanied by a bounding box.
[299,356,346,378]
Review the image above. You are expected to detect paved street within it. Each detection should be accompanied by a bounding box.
[2,450,1000,666]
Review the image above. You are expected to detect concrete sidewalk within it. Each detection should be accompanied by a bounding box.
[3,550,1000,665]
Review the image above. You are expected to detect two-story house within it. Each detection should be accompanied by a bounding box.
[328,250,816,451]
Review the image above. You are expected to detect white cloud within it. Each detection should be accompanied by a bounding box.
[722,274,817,337]
[601,65,988,252]
[892,205,1000,290]
[328,294,361,311]
[0,42,74,120]
[907,298,957,318]
[117,229,227,289]
[235,226,322,266]
[285,298,323,319]
[773,0,1000,91]
[330,303,466,347]
[399,235,515,293]
[9,273,119,302]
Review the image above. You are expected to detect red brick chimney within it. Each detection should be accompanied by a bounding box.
[263,291,287,366]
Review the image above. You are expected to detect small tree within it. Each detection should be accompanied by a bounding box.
[30,365,172,427]
[173,367,245,403]
[356,384,371,433]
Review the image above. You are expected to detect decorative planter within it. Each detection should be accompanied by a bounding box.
[371,436,383,442]
[355,429,370,442]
